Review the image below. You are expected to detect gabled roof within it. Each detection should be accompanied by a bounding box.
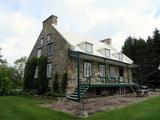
[52,24,133,64]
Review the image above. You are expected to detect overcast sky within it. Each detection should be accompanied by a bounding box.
[1,0,160,65]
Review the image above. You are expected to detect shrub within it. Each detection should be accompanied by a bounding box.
[53,73,59,93]
[61,73,68,94]
[23,57,48,95]
[37,57,48,94]
[29,89,39,95]
[23,57,37,90]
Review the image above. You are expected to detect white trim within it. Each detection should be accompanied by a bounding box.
[47,63,52,78]
[84,62,92,77]
[37,49,41,58]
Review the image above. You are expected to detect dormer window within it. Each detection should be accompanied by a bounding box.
[119,53,123,61]
[85,42,93,53]
[99,48,110,58]
[105,49,110,58]
[47,34,51,41]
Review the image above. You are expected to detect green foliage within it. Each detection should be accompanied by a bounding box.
[0,47,7,65]
[0,96,160,120]
[37,56,48,94]
[23,56,48,94]
[61,73,68,93]
[46,91,65,97]
[23,57,37,90]
[0,65,21,95]
[14,56,27,87]
[53,73,59,93]
[122,28,160,87]
[0,96,77,120]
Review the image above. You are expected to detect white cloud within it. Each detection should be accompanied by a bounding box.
[1,0,160,64]
[0,11,41,65]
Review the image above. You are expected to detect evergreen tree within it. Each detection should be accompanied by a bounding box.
[122,28,160,88]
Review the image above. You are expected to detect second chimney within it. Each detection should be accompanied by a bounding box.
[100,38,112,45]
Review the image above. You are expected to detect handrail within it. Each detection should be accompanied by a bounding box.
[81,75,92,86]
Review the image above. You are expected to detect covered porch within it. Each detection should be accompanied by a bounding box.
[68,49,138,101]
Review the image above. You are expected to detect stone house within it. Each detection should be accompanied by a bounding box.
[29,15,137,101]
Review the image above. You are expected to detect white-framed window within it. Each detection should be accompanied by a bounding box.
[99,64,105,77]
[47,63,52,78]
[47,34,51,41]
[37,49,41,58]
[119,53,123,61]
[84,62,92,77]
[85,43,93,53]
[48,44,53,55]
[34,66,39,78]
[110,66,116,78]
[105,49,110,58]
[40,38,44,45]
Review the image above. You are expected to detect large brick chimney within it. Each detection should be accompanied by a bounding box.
[100,38,112,45]
[43,15,58,28]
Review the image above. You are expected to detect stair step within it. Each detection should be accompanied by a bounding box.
[72,92,85,95]
[80,85,90,87]
[75,89,87,93]
[67,82,90,102]
[67,96,79,101]
[70,94,83,98]
[76,87,88,90]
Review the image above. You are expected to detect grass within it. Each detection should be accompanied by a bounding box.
[0,95,160,120]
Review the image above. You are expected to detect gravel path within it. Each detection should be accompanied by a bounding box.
[40,91,160,116]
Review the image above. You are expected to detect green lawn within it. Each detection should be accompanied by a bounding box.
[0,96,160,120]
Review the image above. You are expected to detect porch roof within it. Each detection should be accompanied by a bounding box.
[69,50,137,67]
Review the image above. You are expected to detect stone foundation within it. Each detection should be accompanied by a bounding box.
[86,87,132,98]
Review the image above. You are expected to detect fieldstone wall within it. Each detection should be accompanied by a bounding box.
[66,59,133,96]
[29,15,133,96]
[29,16,71,93]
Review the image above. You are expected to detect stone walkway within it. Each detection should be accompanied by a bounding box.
[40,91,160,116]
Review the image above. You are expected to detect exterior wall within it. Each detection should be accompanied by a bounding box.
[66,57,133,96]
[29,15,134,96]
[29,17,71,93]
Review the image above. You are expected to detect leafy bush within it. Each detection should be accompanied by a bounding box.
[23,57,37,90]
[53,73,59,93]
[37,57,48,94]
[23,56,48,95]
[46,91,65,97]
[61,73,68,94]
[0,65,21,95]
[28,89,39,95]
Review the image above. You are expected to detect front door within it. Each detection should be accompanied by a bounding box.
[119,67,124,82]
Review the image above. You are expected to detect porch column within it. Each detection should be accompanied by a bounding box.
[127,65,130,83]
[77,52,80,101]
[104,59,107,83]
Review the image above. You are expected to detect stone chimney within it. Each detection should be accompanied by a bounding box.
[100,38,112,45]
[43,15,58,28]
